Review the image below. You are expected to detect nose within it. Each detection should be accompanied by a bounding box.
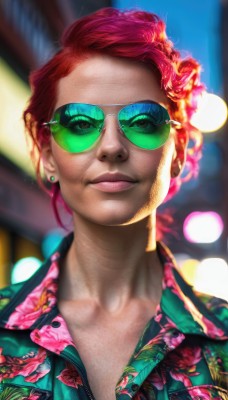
[96,115,129,162]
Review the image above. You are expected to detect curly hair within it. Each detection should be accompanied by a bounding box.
[23,7,204,233]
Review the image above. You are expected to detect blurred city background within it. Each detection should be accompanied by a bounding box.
[0,0,227,299]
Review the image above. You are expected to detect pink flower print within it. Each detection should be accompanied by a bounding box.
[0,347,50,383]
[154,312,162,323]
[118,375,130,390]
[25,357,51,383]
[116,389,131,396]
[27,394,41,400]
[169,370,193,387]
[163,330,185,349]
[51,251,60,262]
[175,292,225,339]
[116,371,138,395]
[147,369,166,390]
[162,263,175,289]
[201,316,224,338]
[6,261,59,329]
[134,337,160,359]
[31,315,75,354]
[57,362,83,388]
[165,345,202,388]
[162,263,183,300]
[187,386,223,400]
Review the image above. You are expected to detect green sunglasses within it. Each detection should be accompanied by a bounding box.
[43,101,180,153]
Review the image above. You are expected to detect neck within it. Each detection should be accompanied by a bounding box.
[58,214,163,312]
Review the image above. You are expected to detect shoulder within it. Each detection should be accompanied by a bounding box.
[193,289,228,329]
[158,241,228,337]
[175,266,228,337]
[0,233,74,328]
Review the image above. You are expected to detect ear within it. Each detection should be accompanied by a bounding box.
[171,134,188,178]
[41,142,59,183]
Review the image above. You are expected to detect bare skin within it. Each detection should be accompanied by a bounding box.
[58,223,163,400]
[58,245,163,399]
[42,54,185,400]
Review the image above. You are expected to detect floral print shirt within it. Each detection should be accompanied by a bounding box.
[0,233,227,400]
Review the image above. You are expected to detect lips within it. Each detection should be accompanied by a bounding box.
[90,172,137,183]
[89,172,137,192]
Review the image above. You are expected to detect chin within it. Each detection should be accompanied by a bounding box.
[91,215,136,227]
[83,206,153,227]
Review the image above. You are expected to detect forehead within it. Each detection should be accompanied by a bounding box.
[55,54,167,108]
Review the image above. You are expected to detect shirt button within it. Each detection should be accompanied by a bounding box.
[131,384,139,392]
[51,321,61,328]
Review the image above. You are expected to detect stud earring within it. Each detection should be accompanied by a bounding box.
[49,176,56,183]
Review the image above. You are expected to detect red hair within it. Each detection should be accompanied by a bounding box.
[23,7,204,233]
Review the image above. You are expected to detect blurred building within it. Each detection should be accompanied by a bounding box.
[0,0,111,287]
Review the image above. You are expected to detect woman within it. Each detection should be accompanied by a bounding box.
[0,7,227,400]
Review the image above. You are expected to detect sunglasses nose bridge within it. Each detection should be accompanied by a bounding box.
[104,112,117,124]
[102,112,123,136]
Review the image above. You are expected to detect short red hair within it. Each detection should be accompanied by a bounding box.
[24,8,204,232]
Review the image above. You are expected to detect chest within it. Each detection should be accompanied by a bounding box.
[71,330,137,400]
[58,300,156,400]
[0,324,227,399]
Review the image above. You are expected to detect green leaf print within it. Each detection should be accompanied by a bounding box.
[203,342,228,388]
[122,366,137,375]
[0,386,30,400]
[0,299,10,312]
[134,344,161,362]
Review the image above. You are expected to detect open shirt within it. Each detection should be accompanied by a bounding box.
[0,233,227,399]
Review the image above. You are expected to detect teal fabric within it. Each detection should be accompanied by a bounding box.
[0,233,227,399]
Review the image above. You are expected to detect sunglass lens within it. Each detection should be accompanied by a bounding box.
[119,102,170,150]
[50,104,104,152]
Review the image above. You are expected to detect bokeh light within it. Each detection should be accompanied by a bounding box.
[194,258,228,301]
[42,229,65,258]
[11,257,42,284]
[179,258,200,286]
[199,142,222,177]
[191,93,228,132]
[183,211,224,243]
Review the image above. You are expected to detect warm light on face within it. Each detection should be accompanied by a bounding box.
[183,211,224,243]
[191,93,228,132]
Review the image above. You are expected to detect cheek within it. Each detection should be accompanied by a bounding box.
[52,144,88,182]
[140,142,173,183]
[56,164,87,214]
[51,148,89,203]
[140,142,174,203]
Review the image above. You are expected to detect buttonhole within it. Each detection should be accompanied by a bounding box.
[131,384,139,392]
[51,321,61,328]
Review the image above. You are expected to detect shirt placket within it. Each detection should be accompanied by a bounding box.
[116,327,186,399]
[30,310,96,400]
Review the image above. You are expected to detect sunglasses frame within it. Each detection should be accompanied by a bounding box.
[43,101,181,152]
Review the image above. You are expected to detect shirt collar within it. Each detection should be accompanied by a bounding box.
[0,233,227,340]
[158,241,227,339]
